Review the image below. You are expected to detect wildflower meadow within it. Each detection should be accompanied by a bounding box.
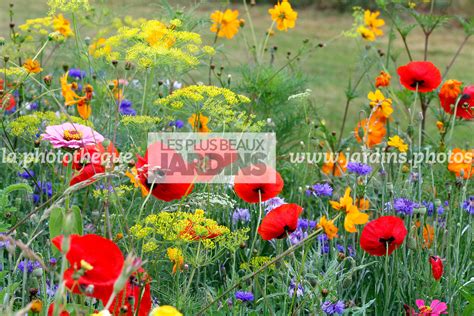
[0,0,473,315]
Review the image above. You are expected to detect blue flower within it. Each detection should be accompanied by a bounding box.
[462,196,474,215]
[297,218,316,230]
[347,162,372,176]
[18,170,35,179]
[263,197,285,213]
[33,181,53,204]
[422,201,435,216]
[393,198,418,215]
[232,208,250,224]
[321,300,345,315]
[306,183,333,197]
[17,260,41,273]
[288,278,304,298]
[288,228,308,245]
[317,234,330,254]
[235,291,254,302]
[68,68,86,79]
[169,120,184,129]
[119,99,137,116]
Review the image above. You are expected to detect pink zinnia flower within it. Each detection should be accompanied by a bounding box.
[41,122,104,148]
[415,299,447,315]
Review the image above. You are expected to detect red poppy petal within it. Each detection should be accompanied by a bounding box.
[234,164,284,203]
[258,204,303,240]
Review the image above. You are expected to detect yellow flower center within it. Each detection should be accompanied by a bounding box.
[80,259,94,271]
[63,129,83,141]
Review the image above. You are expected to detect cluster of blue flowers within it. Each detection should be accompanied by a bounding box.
[347,162,372,176]
[321,300,345,315]
[305,183,333,198]
[232,208,250,224]
[393,198,419,215]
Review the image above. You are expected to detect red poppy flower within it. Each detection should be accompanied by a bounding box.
[47,304,70,316]
[397,61,441,93]
[106,268,152,316]
[190,137,239,182]
[257,203,303,240]
[68,142,119,186]
[429,256,443,281]
[0,93,15,111]
[52,234,124,301]
[360,216,407,256]
[234,164,284,203]
[136,142,194,202]
[441,85,474,120]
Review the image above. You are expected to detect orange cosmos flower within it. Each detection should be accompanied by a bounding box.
[375,71,391,88]
[52,14,74,38]
[354,114,386,148]
[448,148,473,179]
[321,152,347,177]
[188,113,210,133]
[415,221,435,249]
[167,247,184,274]
[210,9,241,39]
[317,216,338,240]
[23,59,43,74]
[268,0,298,31]
[356,198,370,211]
[60,72,84,106]
[439,79,462,100]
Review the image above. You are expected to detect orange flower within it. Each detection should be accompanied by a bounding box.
[23,59,43,74]
[321,152,347,177]
[268,0,298,31]
[188,113,210,133]
[356,198,370,211]
[210,9,241,39]
[60,72,84,106]
[330,187,369,233]
[448,148,473,179]
[167,247,184,274]
[415,221,435,249]
[52,14,74,38]
[439,79,462,100]
[317,216,338,240]
[125,166,149,197]
[77,100,91,120]
[375,71,391,88]
[354,114,386,148]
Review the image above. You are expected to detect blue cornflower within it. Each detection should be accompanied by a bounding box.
[119,99,136,116]
[169,120,184,129]
[347,162,372,176]
[232,208,250,224]
[235,291,254,302]
[336,244,345,253]
[317,234,329,254]
[263,197,285,213]
[306,183,333,197]
[49,257,57,266]
[289,228,308,245]
[18,170,35,179]
[321,300,345,315]
[68,68,86,79]
[288,278,304,298]
[33,181,53,204]
[422,201,435,216]
[393,198,418,215]
[297,218,316,230]
[17,260,41,273]
[462,196,474,215]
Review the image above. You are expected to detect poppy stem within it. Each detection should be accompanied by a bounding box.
[248,191,263,258]
[383,244,390,314]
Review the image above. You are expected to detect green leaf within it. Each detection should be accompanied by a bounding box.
[49,207,66,240]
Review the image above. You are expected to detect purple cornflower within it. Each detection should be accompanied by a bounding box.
[17,260,41,273]
[347,162,372,176]
[393,198,419,216]
[18,170,35,179]
[422,201,435,216]
[32,181,53,204]
[288,278,304,298]
[68,68,86,79]
[235,291,254,302]
[336,244,345,253]
[289,228,308,245]
[263,197,285,213]
[347,245,356,257]
[169,120,184,129]
[321,300,345,315]
[49,257,57,266]
[0,233,10,249]
[232,208,250,224]
[317,234,329,254]
[297,218,317,230]
[119,99,136,116]
[306,183,333,197]
[462,196,474,215]
[436,201,448,216]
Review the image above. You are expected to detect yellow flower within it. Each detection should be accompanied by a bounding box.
[167,247,184,274]
[60,72,84,106]
[23,59,43,74]
[210,9,241,39]
[126,166,149,196]
[188,113,210,133]
[357,26,375,41]
[388,135,408,153]
[268,0,298,31]
[368,89,393,118]
[52,14,73,37]
[436,121,445,133]
[150,306,183,316]
[364,10,384,36]
[30,299,43,313]
[330,187,369,233]
[317,216,338,240]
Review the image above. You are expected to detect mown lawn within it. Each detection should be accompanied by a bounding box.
[1,0,472,143]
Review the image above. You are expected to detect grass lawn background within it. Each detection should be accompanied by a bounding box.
[1,0,472,144]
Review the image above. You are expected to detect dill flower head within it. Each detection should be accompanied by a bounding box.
[47,0,91,14]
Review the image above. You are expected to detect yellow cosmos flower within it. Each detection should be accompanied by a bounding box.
[188,113,210,133]
[364,10,384,36]
[368,89,393,118]
[268,0,298,31]
[150,305,183,316]
[167,247,184,274]
[52,14,74,37]
[357,26,375,41]
[330,187,369,233]
[388,135,408,153]
[23,59,43,74]
[210,9,241,39]
[317,216,338,240]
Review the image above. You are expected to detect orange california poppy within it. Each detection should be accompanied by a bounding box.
[354,114,386,148]
[321,152,347,177]
[448,148,473,179]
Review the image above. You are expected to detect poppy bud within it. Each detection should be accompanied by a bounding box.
[62,65,69,72]
[33,267,43,277]
[43,75,52,86]
[9,23,15,29]
[429,256,443,281]
[4,55,9,63]
[239,242,246,249]
[112,60,118,67]
[210,64,216,70]
[321,289,329,297]
[239,19,245,27]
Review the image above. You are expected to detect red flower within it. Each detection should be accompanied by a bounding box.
[47,304,70,316]
[136,141,194,201]
[397,61,441,93]
[257,203,303,240]
[52,234,125,301]
[360,216,407,256]
[106,268,151,316]
[441,85,474,120]
[68,142,119,186]
[234,164,284,203]
[429,256,443,281]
